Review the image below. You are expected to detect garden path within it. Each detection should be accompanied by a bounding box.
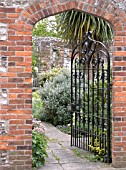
[38,123,125,170]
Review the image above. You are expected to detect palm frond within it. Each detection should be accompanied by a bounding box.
[57,10,113,44]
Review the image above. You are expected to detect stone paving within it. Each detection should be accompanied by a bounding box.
[38,123,125,170]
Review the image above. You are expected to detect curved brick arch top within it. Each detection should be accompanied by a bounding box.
[17,0,125,30]
[1,0,126,169]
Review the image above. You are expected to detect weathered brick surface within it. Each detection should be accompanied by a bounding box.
[0,0,126,169]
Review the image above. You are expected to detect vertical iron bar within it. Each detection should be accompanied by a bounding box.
[101,60,105,150]
[92,60,95,147]
[96,53,99,136]
[75,59,77,147]
[71,55,73,147]
[83,60,86,150]
[79,56,81,148]
[87,62,90,150]
[107,54,111,162]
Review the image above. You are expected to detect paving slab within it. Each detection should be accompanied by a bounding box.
[37,122,126,170]
[38,163,63,170]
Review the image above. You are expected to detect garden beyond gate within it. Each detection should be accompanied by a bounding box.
[1,0,126,169]
[71,32,112,163]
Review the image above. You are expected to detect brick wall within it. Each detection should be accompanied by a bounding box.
[0,0,126,169]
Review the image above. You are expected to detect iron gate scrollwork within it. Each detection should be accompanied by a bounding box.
[71,32,112,163]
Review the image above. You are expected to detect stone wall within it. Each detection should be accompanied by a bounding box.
[0,0,126,169]
[33,36,71,73]
[0,23,8,41]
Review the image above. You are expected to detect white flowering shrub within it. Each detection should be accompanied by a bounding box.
[39,68,71,126]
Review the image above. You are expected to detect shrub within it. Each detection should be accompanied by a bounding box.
[39,67,62,87]
[32,119,48,168]
[39,68,71,126]
[32,91,43,119]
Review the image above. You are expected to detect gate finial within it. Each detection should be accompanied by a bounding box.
[85,31,92,38]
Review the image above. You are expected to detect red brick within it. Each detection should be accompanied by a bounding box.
[9,24,24,30]
[30,5,37,13]
[16,62,31,66]
[3,8,15,13]
[9,100,24,105]
[8,68,24,72]
[9,89,24,93]
[1,84,16,88]
[9,130,24,135]
[7,13,20,18]
[15,51,32,56]
[8,36,24,41]
[16,31,31,35]
[1,51,15,56]
[17,115,32,119]
[22,11,30,18]
[0,12,7,18]
[35,3,41,11]
[8,46,24,51]
[18,125,32,129]
[9,94,16,99]
[15,8,23,13]
[1,115,17,120]
[10,120,24,125]
[0,18,15,23]
[8,57,24,62]
[0,146,16,150]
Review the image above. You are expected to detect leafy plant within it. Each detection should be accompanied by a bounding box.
[57,124,71,135]
[32,92,43,119]
[39,68,71,126]
[89,138,105,162]
[32,119,48,168]
[57,10,113,45]
[32,17,61,38]
[32,51,38,78]
[39,67,62,87]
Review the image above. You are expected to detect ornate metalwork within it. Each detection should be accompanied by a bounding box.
[71,32,112,163]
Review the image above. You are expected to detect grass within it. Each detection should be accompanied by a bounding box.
[51,150,60,162]
[56,124,71,135]
[72,148,102,162]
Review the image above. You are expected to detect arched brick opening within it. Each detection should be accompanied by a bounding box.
[0,0,126,169]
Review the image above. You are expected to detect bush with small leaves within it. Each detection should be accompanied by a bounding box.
[39,68,71,126]
[39,67,62,87]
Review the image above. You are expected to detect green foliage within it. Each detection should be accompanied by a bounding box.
[32,119,48,168]
[32,92,43,119]
[57,124,71,135]
[32,131,48,168]
[57,10,113,45]
[32,43,40,77]
[32,52,38,77]
[39,67,63,87]
[32,17,61,37]
[39,68,71,126]
[89,138,105,162]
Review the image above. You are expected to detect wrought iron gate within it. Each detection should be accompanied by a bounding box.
[71,32,112,163]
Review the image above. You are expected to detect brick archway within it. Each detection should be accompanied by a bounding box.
[0,0,126,169]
